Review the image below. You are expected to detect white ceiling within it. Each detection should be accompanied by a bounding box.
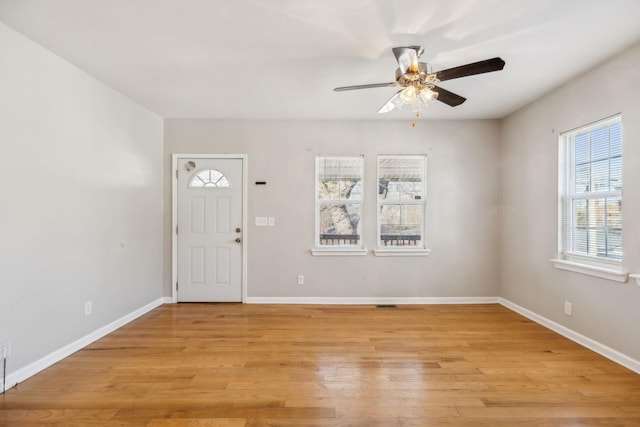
[1,0,639,121]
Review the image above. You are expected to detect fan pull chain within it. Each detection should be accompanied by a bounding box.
[412,111,419,127]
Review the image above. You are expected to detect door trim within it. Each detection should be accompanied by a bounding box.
[171,154,248,303]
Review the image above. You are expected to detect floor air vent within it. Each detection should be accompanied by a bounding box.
[376,304,398,308]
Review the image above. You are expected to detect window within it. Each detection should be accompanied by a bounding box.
[376,155,428,253]
[189,169,230,188]
[557,115,623,276]
[314,156,364,251]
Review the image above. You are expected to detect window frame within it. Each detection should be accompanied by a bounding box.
[553,114,627,281]
[312,155,367,256]
[374,154,430,256]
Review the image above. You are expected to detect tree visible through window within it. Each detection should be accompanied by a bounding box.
[560,115,622,263]
[315,156,363,247]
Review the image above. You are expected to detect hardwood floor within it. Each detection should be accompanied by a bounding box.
[2,303,640,426]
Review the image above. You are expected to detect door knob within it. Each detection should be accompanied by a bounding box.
[235,238,241,243]
[235,227,241,233]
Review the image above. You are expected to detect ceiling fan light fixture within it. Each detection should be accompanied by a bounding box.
[396,86,438,113]
[334,46,505,116]
[419,87,438,102]
[399,86,418,103]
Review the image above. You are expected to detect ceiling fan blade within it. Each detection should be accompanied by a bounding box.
[392,46,423,74]
[432,86,466,107]
[435,57,505,82]
[334,82,397,92]
[377,91,402,114]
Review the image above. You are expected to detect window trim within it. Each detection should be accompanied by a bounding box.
[551,258,628,283]
[310,248,368,256]
[376,154,429,253]
[373,248,431,257]
[313,155,365,253]
[553,114,627,282]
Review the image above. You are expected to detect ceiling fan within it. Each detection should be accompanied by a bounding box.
[334,46,505,116]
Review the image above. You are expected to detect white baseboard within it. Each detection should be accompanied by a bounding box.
[498,298,640,374]
[4,297,167,392]
[245,296,500,305]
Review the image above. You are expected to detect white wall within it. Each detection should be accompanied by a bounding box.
[499,42,640,360]
[0,22,164,375]
[164,119,501,300]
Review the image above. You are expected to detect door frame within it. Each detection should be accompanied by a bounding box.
[171,153,248,303]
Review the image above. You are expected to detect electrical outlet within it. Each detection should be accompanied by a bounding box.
[297,275,304,285]
[564,301,572,316]
[85,301,92,316]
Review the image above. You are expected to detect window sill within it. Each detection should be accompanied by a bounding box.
[551,258,628,283]
[630,274,640,286]
[373,248,431,257]
[310,248,368,256]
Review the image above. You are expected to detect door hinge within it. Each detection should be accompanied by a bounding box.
[176,225,178,235]
[176,282,179,291]
[176,169,178,179]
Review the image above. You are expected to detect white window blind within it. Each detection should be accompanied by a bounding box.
[560,115,622,263]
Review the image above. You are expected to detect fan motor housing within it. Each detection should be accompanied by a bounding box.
[395,63,438,87]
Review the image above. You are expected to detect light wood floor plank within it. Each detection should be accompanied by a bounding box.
[1,303,639,426]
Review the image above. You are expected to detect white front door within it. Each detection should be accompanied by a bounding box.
[177,157,243,302]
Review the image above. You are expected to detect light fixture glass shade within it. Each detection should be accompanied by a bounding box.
[399,86,418,103]
[419,88,437,103]
[396,86,438,112]
[378,86,439,115]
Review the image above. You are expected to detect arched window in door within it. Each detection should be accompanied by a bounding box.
[189,169,231,188]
